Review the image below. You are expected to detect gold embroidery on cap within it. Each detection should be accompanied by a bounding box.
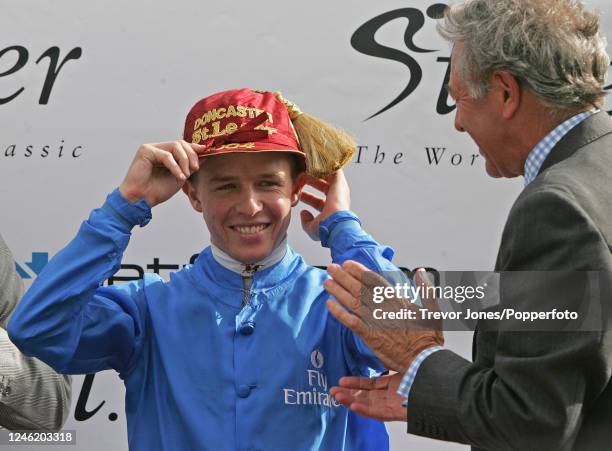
[194,106,273,130]
[192,129,203,144]
[254,124,278,135]
[213,142,256,151]
[192,121,278,143]
[191,106,277,144]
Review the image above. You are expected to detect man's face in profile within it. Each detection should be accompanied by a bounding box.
[187,152,302,264]
[448,43,511,178]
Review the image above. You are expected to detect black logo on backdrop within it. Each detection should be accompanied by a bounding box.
[351,4,450,120]
[352,7,612,119]
[0,45,82,104]
[0,46,85,159]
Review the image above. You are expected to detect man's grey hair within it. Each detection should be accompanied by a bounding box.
[438,0,610,110]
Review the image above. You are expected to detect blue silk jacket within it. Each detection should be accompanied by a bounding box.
[9,189,401,451]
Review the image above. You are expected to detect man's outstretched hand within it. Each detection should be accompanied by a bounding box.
[120,141,204,207]
[330,373,407,422]
[325,261,444,373]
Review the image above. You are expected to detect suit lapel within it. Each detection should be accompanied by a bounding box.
[494,112,612,270]
[538,111,612,176]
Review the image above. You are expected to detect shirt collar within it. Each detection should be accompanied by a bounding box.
[211,236,288,276]
[523,110,597,186]
[192,245,304,304]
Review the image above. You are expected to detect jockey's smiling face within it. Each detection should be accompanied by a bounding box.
[185,152,305,264]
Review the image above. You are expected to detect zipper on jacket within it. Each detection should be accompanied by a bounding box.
[240,264,261,306]
[241,275,253,306]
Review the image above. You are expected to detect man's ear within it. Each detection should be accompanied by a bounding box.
[291,172,307,207]
[182,180,203,212]
[492,70,521,120]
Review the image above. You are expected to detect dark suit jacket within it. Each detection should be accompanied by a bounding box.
[407,112,612,450]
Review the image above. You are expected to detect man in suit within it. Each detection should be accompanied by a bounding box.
[324,0,612,449]
[0,233,71,430]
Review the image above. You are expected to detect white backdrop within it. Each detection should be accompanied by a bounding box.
[1,1,611,450]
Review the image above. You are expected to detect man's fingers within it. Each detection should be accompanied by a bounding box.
[189,142,208,156]
[343,260,392,294]
[331,391,378,420]
[343,260,374,284]
[324,278,360,312]
[325,170,349,192]
[300,209,314,227]
[151,147,186,183]
[300,191,325,211]
[326,264,363,299]
[329,387,357,407]
[305,175,330,194]
[332,384,391,422]
[334,374,407,422]
[152,141,190,178]
[338,376,382,390]
[326,300,367,336]
[179,140,200,173]
[168,142,191,178]
[329,169,345,183]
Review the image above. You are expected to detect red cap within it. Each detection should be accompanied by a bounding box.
[183,88,304,161]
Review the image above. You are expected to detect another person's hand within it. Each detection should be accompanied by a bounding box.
[299,170,351,241]
[325,261,444,373]
[330,372,407,422]
[119,141,203,207]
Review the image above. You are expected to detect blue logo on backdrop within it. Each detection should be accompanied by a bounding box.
[16,254,438,285]
[15,253,49,279]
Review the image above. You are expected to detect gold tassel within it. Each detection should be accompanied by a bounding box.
[273,92,356,178]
